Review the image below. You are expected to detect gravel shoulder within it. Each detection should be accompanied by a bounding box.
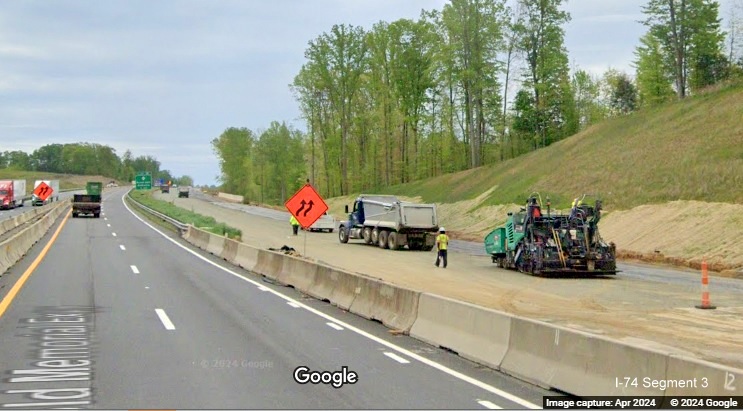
[155,190,743,369]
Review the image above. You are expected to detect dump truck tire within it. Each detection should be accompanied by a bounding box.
[378,230,389,249]
[338,226,349,243]
[387,232,401,250]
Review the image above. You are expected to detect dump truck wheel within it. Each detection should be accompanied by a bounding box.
[371,228,379,244]
[378,230,389,249]
[387,232,401,250]
[338,226,349,243]
[363,227,372,244]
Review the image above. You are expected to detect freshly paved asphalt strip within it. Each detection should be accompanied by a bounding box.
[0,189,551,409]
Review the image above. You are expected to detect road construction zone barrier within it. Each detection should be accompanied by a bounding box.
[180,225,743,400]
[0,200,69,276]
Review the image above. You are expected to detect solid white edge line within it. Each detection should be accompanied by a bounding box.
[287,302,300,308]
[326,322,344,331]
[121,192,540,409]
[383,351,411,364]
[107,223,111,227]
[130,265,139,274]
[257,286,269,291]
[112,232,117,237]
[155,308,176,330]
[477,399,503,409]
[120,245,126,251]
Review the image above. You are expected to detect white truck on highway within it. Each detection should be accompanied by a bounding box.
[338,195,439,251]
[31,180,60,206]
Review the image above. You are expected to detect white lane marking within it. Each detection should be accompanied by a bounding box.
[287,302,300,308]
[326,322,344,331]
[257,286,269,292]
[104,217,108,221]
[112,232,117,237]
[478,399,503,409]
[130,265,139,274]
[155,308,176,330]
[120,245,126,251]
[384,352,410,364]
[107,223,111,227]
[145,286,150,290]
[122,192,540,409]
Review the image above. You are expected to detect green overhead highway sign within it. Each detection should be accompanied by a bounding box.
[135,172,152,190]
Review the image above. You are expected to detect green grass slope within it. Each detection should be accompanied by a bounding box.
[383,82,743,210]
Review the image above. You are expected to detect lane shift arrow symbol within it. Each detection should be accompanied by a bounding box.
[303,200,314,217]
[296,200,306,216]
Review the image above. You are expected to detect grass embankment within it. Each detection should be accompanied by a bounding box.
[380,81,743,210]
[0,170,118,191]
[129,189,242,240]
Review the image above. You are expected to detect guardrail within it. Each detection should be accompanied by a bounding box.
[125,188,189,232]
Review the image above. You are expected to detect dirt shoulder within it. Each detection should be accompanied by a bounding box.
[156,190,743,369]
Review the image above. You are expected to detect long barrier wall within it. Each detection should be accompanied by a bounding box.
[182,225,743,398]
[217,192,244,203]
[0,200,70,276]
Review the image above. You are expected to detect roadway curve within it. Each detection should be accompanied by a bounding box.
[0,188,548,409]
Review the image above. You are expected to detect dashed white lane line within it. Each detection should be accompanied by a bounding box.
[287,302,300,308]
[155,308,176,330]
[121,192,540,409]
[104,217,108,221]
[130,265,139,274]
[106,223,111,227]
[145,286,150,290]
[477,399,502,409]
[383,352,410,364]
[112,232,117,237]
[257,286,269,292]
[326,322,344,331]
[120,245,126,251]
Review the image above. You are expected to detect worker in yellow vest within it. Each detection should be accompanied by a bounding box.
[435,227,449,268]
[290,215,300,235]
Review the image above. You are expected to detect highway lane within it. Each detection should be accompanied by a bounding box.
[195,191,743,292]
[0,188,549,409]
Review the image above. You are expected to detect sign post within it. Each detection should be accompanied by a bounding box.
[284,184,329,256]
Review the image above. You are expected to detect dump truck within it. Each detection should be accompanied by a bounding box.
[72,182,103,218]
[178,186,189,198]
[484,194,617,276]
[0,179,27,209]
[32,180,60,206]
[161,184,170,193]
[338,195,439,250]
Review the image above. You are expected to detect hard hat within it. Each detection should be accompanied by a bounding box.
[439,227,445,232]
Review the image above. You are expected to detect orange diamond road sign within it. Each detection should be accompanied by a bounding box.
[285,184,328,228]
[33,182,53,201]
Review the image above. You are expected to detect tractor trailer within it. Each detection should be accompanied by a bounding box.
[0,180,27,209]
[338,195,439,251]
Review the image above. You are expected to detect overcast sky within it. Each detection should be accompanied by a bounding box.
[0,0,735,186]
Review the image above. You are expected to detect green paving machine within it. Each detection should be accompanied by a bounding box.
[484,194,617,276]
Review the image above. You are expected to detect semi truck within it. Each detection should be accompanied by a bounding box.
[32,180,60,206]
[72,182,103,218]
[338,195,439,250]
[0,180,27,209]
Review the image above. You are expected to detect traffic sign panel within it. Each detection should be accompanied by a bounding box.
[135,173,152,190]
[285,184,328,228]
[34,182,53,201]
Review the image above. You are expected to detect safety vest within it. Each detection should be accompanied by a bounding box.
[290,215,299,225]
[437,234,449,250]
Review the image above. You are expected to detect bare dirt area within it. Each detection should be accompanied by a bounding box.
[156,190,743,369]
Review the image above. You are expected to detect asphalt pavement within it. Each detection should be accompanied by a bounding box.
[0,188,551,409]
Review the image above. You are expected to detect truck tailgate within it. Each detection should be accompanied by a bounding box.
[400,204,438,229]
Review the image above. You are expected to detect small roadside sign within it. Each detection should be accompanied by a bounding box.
[34,182,53,201]
[285,184,329,229]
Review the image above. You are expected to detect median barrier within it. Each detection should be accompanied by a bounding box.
[500,316,670,396]
[205,233,226,256]
[185,226,211,250]
[221,238,238,262]
[304,266,357,310]
[217,192,244,203]
[664,355,743,396]
[409,293,512,370]
[347,276,420,332]
[275,254,318,292]
[232,243,259,271]
[252,249,284,281]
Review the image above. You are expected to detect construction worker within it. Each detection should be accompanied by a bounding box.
[290,215,300,235]
[434,227,449,268]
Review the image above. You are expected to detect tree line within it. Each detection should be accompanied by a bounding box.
[0,143,193,186]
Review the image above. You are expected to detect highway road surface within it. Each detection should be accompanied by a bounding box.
[0,188,550,409]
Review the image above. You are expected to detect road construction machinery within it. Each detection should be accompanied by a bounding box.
[484,194,617,276]
[338,195,439,251]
